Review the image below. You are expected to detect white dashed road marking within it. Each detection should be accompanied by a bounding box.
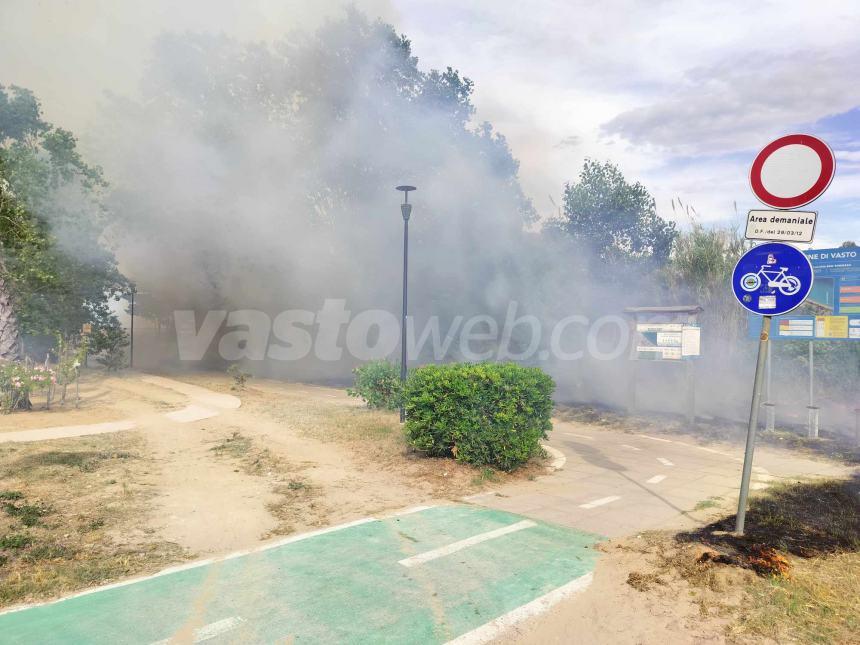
[578,496,621,509]
[646,475,667,484]
[620,444,642,451]
[638,434,673,443]
[444,572,594,645]
[151,616,246,644]
[657,458,674,467]
[398,520,536,567]
[563,433,594,440]
[462,492,497,502]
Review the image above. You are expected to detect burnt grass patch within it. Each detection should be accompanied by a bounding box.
[677,475,860,566]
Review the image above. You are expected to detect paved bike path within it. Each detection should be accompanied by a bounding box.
[0,506,600,644]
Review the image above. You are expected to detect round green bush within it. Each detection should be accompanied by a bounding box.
[403,362,555,471]
[347,360,402,410]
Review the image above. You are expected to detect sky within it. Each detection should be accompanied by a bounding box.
[1,0,858,248]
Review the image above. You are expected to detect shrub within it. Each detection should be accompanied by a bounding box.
[347,360,402,410]
[0,361,56,412]
[403,362,555,471]
[227,364,251,390]
[90,323,128,371]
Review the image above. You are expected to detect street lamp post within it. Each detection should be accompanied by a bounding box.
[396,185,416,423]
[129,284,136,369]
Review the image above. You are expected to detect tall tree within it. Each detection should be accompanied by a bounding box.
[0,85,125,355]
[552,159,677,270]
[104,11,536,331]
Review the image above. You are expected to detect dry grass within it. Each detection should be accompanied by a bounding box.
[229,379,550,499]
[556,403,860,464]
[739,552,860,644]
[207,428,329,537]
[0,433,186,607]
[622,477,860,644]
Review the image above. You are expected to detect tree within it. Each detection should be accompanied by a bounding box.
[664,220,749,353]
[841,241,857,248]
[551,159,677,270]
[0,173,29,360]
[103,11,537,343]
[0,85,126,356]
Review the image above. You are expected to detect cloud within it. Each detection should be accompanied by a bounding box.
[603,47,860,156]
[554,135,581,149]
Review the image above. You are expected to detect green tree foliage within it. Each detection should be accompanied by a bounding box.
[0,85,126,352]
[551,159,677,270]
[664,221,749,352]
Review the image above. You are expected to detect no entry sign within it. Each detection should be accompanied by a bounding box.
[749,134,835,210]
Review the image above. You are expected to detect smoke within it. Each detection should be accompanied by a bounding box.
[6,3,818,428]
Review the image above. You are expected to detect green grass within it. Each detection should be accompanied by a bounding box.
[2,501,50,527]
[0,534,33,550]
[5,450,136,478]
[209,431,252,459]
[693,496,722,511]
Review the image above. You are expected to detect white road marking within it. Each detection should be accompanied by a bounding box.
[387,505,436,517]
[578,495,621,509]
[462,491,497,502]
[657,458,674,467]
[638,434,673,443]
[398,520,536,568]
[151,616,246,644]
[696,446,728,455]
[646,475,667,484]
[563,432,594,440]
[444,572,593,645]
[620,444,642,451]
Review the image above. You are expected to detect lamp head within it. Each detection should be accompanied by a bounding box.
[396,185,416,221]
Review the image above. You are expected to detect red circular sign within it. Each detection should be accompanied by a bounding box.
[749,134,835,209]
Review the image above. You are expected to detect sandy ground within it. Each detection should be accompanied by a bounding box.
[3,371,855,642]
[498,533,760,645]
[1,371,535,557]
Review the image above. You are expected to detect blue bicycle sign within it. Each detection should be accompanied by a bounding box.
[732,242,813,316]
[739,264,802,296]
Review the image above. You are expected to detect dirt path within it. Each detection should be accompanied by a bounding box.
[1,372,497,556]
[138,420,278,554]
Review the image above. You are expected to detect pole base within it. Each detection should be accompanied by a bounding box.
[762,402,776,432]
[806,406,820,440]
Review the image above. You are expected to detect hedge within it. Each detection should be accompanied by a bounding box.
[347,360,401,410]
[403,362,555,471]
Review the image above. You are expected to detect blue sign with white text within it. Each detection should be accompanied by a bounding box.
[747,246,860,340]
[732,242,813,316]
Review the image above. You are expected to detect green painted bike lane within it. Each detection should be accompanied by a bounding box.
[0,505,601,644]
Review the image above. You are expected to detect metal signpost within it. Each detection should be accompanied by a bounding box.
[732,243,814,534]
[733,133,834,535]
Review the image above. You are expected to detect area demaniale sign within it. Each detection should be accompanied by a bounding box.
[747,246,860,340]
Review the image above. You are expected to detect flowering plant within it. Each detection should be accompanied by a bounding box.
[0,362,56,412]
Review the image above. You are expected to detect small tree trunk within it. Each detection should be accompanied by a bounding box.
[0,269,22,362]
